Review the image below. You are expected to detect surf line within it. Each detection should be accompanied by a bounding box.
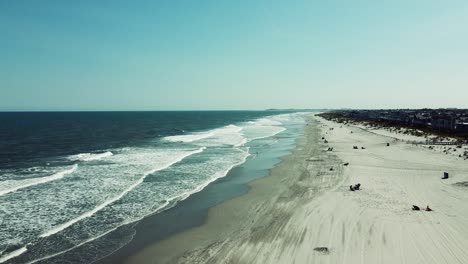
[68,151,113,162]
[0,247,28,264]
[39,147,205,238]
[28,148,250,264]
[0,165,78,197]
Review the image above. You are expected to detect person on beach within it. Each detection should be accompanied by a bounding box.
[412,205,432,211]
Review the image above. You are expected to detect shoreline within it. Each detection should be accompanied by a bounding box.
[119,114,468,263]
[123,114,342,263]
[97,114,308,264]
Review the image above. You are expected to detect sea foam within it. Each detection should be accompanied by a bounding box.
[164,132,214,143]
[241,117,287,142]
[39,147,205,238]
[0,165,78,197]
[164,125,245,146]
[67,151,113,162]
[0,247,27,263]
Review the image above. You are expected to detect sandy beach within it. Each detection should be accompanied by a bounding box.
[125,114,468,264]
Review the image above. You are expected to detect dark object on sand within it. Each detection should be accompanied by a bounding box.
[329,167,334,171]
[324,140,328,143]
[313,247,329,254]
[327,147,333,151]
[344,162,349,166]
[349,185,355,191]
[442,172,449,179]
[426,205,433,211]
[353,183,361,190]
[412,205,420,211]
[361,147,366,149]
[455,181,468,187]
[322,137,325,140]
[353,146,358,149]
[387,143,390,147]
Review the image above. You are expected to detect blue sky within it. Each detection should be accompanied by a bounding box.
[1,0,467,110]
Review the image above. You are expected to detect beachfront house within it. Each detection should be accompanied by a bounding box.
[431,116,456,131]
[455,118,468,132]
[410,114,431,128]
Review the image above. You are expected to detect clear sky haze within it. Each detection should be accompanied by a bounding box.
[1,0,467,111]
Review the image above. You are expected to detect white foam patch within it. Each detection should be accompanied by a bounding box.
[39,147,205,238]
[270,114,293,123]
[249,118,283,126]
[243,125,286,142]
[26,225,124,264]
[0,247,27,263]
[0,165,78,197]
[205,125,245,146]
[240,117,288,142]
[174,148,250,201]
[67,151,113,162]
[164,125,246,146]
[164,132,214,143]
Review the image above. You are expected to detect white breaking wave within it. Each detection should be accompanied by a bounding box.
[26,223,129,264]
[0,247,27,263]
[247,118,283,126]
[164,125,245,146]
[0,165,78,197]
[246,127,286,142]
[269,114,293,123]
[164,132,214,143]
[212,125,245,146]
[241,116,288,142]
[39,147,206,238]
[181,149,250,199]
[67,151,113,162]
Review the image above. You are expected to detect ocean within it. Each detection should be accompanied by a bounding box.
[0,111,306,263]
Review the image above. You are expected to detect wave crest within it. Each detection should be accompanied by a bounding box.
[0,165,78,197]
[67,151,113,162]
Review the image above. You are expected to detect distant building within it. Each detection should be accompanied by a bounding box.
[431,116,455,131]
[455,122,468,132]
[410,114,430,128]
[321,109,468,137]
